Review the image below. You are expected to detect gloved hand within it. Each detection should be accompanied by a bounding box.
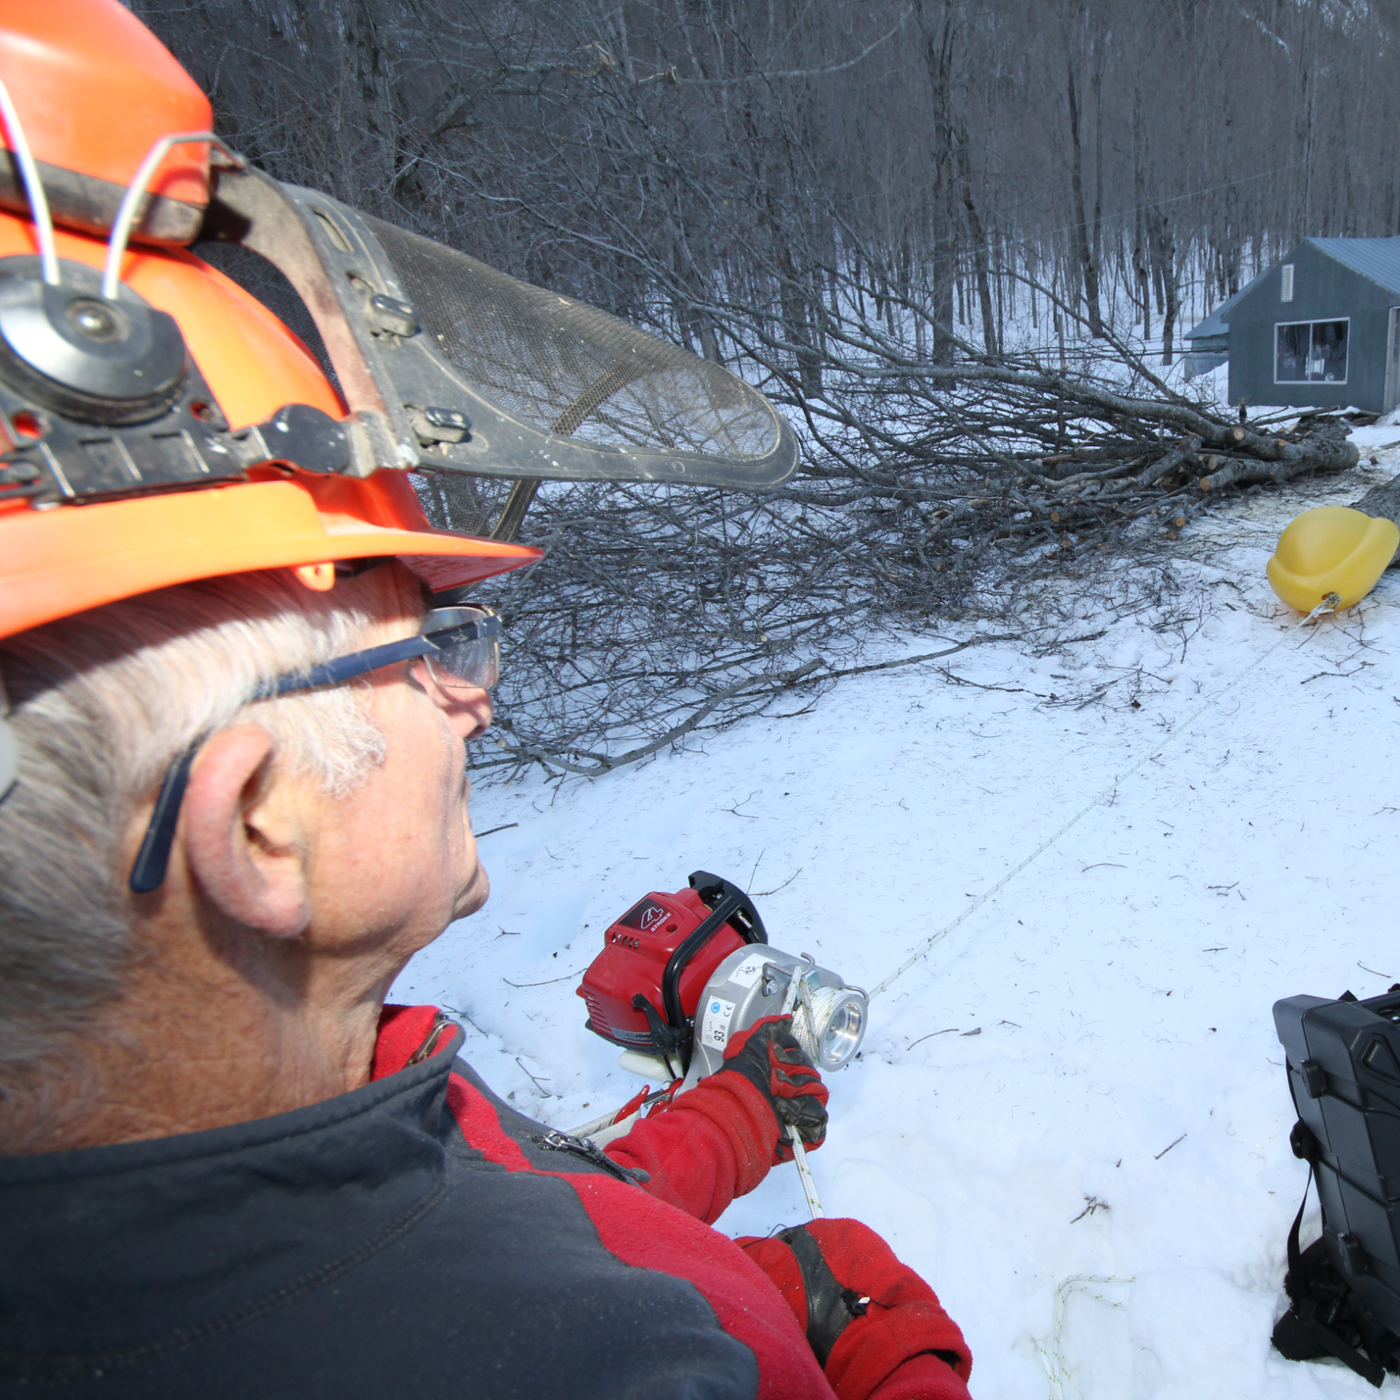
[736,1219,971,1400]
[719,1013,828,1161]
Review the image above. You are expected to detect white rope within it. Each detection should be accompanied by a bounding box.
[867,596,1340,999]
[786,1123,825,1219]
[781,957,826,1218]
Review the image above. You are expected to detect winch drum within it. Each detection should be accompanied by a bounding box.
[680,945,868,1091]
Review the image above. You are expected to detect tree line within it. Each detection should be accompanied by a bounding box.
[136,0,1400,372]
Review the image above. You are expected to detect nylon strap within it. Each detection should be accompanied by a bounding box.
[1278,1164,1386,1387]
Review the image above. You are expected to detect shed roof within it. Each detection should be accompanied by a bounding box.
[1303,236,1400,296]
[1185,284,1249,341]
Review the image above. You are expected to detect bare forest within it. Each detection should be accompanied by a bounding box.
[136,0,1399,775]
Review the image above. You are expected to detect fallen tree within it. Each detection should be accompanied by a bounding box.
[438,288,1362,781]
[734,276,1360,558]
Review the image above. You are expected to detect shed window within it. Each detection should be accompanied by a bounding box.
[1281,264,1295,302]
[1276,319,1348,384]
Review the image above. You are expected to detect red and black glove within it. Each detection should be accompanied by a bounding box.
[720,1013,829,1160]
[736,1219,971,1400]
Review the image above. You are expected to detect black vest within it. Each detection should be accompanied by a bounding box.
[0,1034,759,1399]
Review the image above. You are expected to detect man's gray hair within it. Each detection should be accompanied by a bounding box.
[0,565,424,1108]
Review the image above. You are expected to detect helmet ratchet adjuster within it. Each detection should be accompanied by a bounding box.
[0,254,366,505]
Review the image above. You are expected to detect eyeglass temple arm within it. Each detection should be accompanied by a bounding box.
[128,743,200,894]
[255,635,438,699]
[255,621,495,699]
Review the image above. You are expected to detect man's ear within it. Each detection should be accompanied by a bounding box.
[179,725,311,939]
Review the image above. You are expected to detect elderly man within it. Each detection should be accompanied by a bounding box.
[0,3,972,1396]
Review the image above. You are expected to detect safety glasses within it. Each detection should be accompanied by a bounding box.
[128,606,500,895]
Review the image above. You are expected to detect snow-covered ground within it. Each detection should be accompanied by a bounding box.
[393,455,1400,1399]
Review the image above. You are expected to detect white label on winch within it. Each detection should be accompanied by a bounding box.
[727,952,769,990]
[699,996,738,1049]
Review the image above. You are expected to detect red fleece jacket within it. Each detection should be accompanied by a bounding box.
[605,1069,780,1222]
[375,1005,971,1400]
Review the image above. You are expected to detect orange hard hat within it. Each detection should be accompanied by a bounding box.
[0,0,540,644]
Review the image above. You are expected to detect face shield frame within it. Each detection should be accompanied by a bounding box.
[199,166,800,494]
[0,152,798,517]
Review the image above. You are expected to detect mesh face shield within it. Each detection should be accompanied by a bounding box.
[202,168,798,498]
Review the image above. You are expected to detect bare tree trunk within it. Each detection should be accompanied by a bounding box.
[1149,209,1179,365]
[1132,97,1152,340]
[1066,67,1104,337]
[955,118,998,356]
[919,0,959,364]
[1091,30,1105,326]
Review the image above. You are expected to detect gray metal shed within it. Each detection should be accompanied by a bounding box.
[1218,237,1400,414]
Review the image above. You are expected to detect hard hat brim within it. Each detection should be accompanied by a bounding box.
[0,479,540,640]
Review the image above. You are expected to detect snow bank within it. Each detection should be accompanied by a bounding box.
[393,476,1397,1398]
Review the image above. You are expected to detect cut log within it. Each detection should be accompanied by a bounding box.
[1351,473,1400,527]
[1198,422,1358,493]
[1348,473,1400,570]
[1137,436,1198,487]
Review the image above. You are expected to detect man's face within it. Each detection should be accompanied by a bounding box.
[300,615,494,970]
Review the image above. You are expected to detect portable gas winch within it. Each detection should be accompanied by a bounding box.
[577,871,868,1090]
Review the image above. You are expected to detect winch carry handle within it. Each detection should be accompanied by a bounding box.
[688,871,768,943]
[657,871,768,1073]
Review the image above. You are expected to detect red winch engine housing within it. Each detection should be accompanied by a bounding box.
[577,870,767,1069]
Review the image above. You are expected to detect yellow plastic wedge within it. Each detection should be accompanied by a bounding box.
[1267,506,1400,612]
